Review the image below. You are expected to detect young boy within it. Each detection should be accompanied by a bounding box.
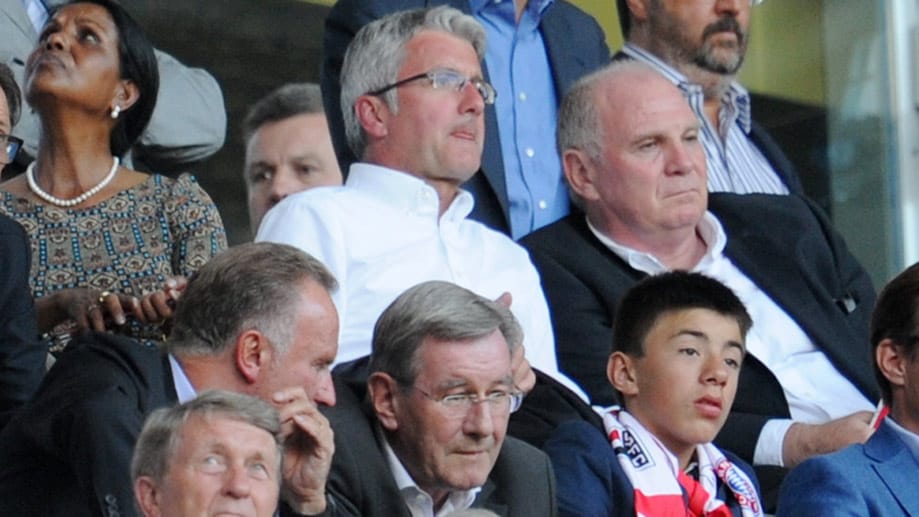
[545,271,763,517]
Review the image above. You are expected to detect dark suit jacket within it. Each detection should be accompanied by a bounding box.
[611,50,804,198]
[546,420,760,517]
[314,376,557,517]
[777,419,919,516]
[521,193,879,506]
[0,333,176,517]
[321,0,610,234]
[0,213,41,429]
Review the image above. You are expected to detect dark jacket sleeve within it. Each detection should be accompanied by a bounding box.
[0,215,42,429]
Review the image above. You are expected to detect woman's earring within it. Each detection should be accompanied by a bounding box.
[110,105,121,119]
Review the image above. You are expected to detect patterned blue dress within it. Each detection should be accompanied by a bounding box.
[0,173,227,347]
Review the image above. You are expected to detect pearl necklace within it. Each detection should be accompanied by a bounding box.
[26,157,120,208]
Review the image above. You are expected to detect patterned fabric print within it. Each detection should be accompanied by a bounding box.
[0,174,227,346]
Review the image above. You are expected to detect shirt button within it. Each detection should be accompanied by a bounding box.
[518,92,527,101]
[525,148,535,158]
[538,200,547,210]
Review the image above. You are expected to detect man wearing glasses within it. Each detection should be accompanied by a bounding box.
[616,0,803,195]
[257,6,586,403]
[321,281,555,516]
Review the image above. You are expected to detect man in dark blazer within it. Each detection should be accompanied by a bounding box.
[0,243,340,516]
[321,0,609,235]
[777,263,919,516]
[0,213,42,429]
[521,61,878,509]
[318,281,556,516]
[613,0,803,197]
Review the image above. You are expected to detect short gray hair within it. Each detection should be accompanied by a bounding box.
[557,60,661,207]
[340,6,486,160]
[130,390,282,484]
[242,82,326,145]
[167,242,337,357]
[369,281,521,385]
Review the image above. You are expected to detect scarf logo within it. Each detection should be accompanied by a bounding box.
[619,429,654,470]
[716,459,760,513]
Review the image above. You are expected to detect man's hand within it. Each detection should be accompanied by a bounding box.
[782,411,874,468]
[272,388,335,515]
[493,291,536,394]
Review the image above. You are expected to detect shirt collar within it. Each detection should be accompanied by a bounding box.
[347,162,475,223]
[885,417,919,465]
[586,211,727,274]
[468,0,554,18]
[622,43,753,134]
[169,354,197,404]
[380,428,481,513]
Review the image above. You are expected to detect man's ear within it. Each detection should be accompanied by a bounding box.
[562,149,601,203]
[355,94,391,140]
[608,351,639,397]
[877,338,907,390]
[235,329,272,385]
[134,477,162,517]
[368,372,401,432]
[624,0,649,24]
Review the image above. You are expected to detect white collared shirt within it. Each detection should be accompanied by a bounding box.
[381,433,480,517]
[168,354,196,403]
[589,214,873,466]
[256,163,585,399]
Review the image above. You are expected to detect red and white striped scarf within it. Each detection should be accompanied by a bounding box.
[602,408,762,517]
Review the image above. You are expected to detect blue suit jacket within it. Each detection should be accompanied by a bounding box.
[777,420,919,516]
[320,0,610,234]
[546,420,760,517]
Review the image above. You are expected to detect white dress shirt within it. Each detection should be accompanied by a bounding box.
[381,431,480,517]
[256,163,584,398]
[589,213,873,466]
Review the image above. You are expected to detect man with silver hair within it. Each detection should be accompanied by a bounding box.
[613,0,802,196]
[322,281,556,516]
[0,243,340,516]
[257,6,585,401]
[132,390,283,517]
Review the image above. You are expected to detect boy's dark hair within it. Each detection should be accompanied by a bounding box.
[871,262,919,406]
[613,271,752,357]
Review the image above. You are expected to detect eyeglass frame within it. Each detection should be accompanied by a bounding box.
[0,133,23,165]
[401,383,523,417]
[366,68,497,105]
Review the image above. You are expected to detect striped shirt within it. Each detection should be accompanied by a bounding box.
[623,43,790,195]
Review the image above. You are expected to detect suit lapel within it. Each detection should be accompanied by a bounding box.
[475,478,508,516]
[867,423,919,513]
[539,3,584,97]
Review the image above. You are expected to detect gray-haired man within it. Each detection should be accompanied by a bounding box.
[322,281,556,516]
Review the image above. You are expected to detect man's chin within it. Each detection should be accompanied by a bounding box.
[694,49,745,75]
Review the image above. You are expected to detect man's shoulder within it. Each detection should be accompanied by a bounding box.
[30,334,170,411]
[521,213,591,250]
[492,435,552,481]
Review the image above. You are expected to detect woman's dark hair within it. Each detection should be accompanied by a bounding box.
[57,0,159,157]
[0,63,22,126]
